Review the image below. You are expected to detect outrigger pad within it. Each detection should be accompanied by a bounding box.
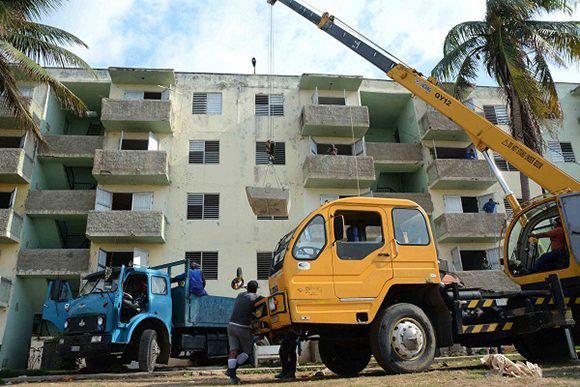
[245,186,289,217]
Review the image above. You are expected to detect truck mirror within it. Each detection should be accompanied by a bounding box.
[231,267,245,290]
[333,215,346,242]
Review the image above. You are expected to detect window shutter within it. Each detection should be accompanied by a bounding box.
[148,132,159,151]
[161,89,170,101]
[189,141,205,164]
[256,142,285,165]
[204,141,220,164]
[309,138,318,155]
[444,195,462,213]
[255,95,270,116]
[132,192,153,211]
[451,247,462,271]
[560,142,575,162]
[185,251,202,266]
[124,90,143,100]
[354,139,365,156]
[255,142,269,164]
[201,252,218,280]
[269,95,284,116]
[133,248,149,268]
[548,140,565,163]
[192,93,208,114]
[486,248,501,270]
[203,194,219,219]
[484,105,509,125]
[97,249,107,270]
[187,194,203,219]
[206,93,222,115]
[257,252,273,280]
[95,188,113,211]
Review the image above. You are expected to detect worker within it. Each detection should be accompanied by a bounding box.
[275,333,298,380]
[482,198,499,213]
[266,140,276,163]
[327,144,338,155]
[466,148,477,160]
[171,261,207,296]
[531,218,568,273]
[225,280,262,384]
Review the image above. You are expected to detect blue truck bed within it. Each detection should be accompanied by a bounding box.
[171,286,235,328]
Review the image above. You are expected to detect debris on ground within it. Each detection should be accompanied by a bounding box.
[312,367,332,377]
[481,354,542,378]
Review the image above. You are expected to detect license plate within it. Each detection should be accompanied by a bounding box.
[71,346,80,352]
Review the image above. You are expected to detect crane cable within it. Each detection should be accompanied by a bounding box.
[348,90,361,196]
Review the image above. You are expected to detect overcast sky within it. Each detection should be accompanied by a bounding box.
[43,0,579,85]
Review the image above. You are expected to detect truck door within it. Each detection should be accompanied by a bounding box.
[42,280,73,334]
[149,275,172,327]
[560,193,580,265]
[330,205,393,299]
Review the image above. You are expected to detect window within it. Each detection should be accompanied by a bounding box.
[143,91,162,100]
[292,215,326,260]
[0,136,23,149]
[318,96,345,106]
[185,251,218,280]
[151,276,168,295]
[460,250,490,271]
[335,211,384,260]
[460,197,479,213]
[494,153,518,172]
[257,252,273,280]
[257,215,288,221]
[255,94,284,116]
[256,141,286,165]
[483,105,510,125]
[187,193,219,220]
[124,90,168,101]
[121,139,149,151]
[97,189,153,212]
[189,140,220,164]
[0,190,14,209]
[393,208,430,245]
[192,93,222,115]
[548,141,576,163]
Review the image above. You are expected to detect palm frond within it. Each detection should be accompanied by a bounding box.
[8,32,91,68]
[526,21,580,62]
[0,0,63,20]
[443,21,489,54]
[9,20,88,48]
[432,36,485,81]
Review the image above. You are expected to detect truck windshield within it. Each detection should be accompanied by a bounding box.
[271,228,296,275]
[79,275,119,296]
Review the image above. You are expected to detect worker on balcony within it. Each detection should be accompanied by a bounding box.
[482,198,499,213]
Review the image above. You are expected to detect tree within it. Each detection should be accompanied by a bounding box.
[431,0,579,200]
[0,0,90,140]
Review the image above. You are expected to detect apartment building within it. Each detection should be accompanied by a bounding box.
[0,67,576,368]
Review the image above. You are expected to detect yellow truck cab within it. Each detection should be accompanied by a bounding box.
[254,197,576,376]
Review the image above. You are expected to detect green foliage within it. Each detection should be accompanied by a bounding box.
[0,0,90,140]
[432,0,579,152]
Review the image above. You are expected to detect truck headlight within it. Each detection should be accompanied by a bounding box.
[59,338,64,345]
[97,316,104,326]
[91,336,102,343]
[268,298,277,312]
[64,319,69,329]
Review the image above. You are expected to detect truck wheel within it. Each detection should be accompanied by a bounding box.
[370,303,436,374]
[138,329,160,373]
[318,339,370,377]
[514,329,570,364]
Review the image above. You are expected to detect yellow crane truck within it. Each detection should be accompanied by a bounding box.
[250,0,580,376]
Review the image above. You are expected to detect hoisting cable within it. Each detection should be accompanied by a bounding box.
[347,89,361,196]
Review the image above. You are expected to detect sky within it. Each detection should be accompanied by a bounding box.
[42,0,580,86]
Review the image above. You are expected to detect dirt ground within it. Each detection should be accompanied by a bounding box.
[11,357,580,387]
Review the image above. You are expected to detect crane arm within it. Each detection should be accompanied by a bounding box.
[268,0,580,195]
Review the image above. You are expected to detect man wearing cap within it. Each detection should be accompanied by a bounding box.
[170,261,207,297]
[225,280,261,384]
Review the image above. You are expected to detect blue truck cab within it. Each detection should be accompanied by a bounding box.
[57,260,235,372]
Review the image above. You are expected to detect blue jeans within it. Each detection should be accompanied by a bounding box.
[532,249,567,273]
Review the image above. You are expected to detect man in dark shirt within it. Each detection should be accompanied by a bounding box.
[225,280,261,384]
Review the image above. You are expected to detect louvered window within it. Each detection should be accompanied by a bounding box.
[192,93,222,115]
[185,251,218,280]
[504,198,522,219]
[189,140,219,164]
[493,153,518,172]
[548,141,575,163]
[187,194,219,220]
[483,105,510,125]
[255,94,284,116]
[256,141,286,165]
[257,252,273,280]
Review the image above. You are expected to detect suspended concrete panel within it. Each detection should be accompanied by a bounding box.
[245,186,289,217]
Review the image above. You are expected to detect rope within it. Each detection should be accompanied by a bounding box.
[348,93,361,196]
[268,4,274,140]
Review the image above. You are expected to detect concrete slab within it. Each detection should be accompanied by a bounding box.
[245,186,289,217]
[453,270,521,292]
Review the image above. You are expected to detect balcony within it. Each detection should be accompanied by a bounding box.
[100,98,173,133]
[86,211,166,243]
[303,155,375,188]
[16,249,90,276]
[0,209,23,243]
[373,192,434,214]
[38,135,103,166]
[25,190,95,218]
[434,213,505,243]
[366,142,423,172]
[420,110,470,141]
[427,159,496,190]
[92,150,169,185]
[0,148,33,183]
[301,105,369,137]
[0,98,32,128]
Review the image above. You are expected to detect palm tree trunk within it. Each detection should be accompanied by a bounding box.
[508,90,531,201]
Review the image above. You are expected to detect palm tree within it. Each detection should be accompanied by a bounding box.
[431,0,579,200]
[0,0,90,140]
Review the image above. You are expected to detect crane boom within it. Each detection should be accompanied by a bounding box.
[269,0,580,195]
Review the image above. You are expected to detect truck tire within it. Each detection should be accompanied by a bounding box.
[138,329,160,373]
[318,339,371,377]
[514,329,570,364]
[370,303,436,374]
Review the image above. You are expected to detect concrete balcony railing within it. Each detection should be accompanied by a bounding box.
[303,155,375,188]
[0,97,32,128]
[0,148,33,183]
[372,192,434,214]
[38,135,103,165]
[25,190,96,218]
[419,110,470,141]
[17,249,90,276]
[427,159,496,190]
[92,150,169,185]
[100,98,173,133]
[366,142,423,172]
[0,209,23,243]
[434,213,506,243]
[86,211,166,243]
[301,105,370,137]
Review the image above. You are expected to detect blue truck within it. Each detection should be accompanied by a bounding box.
[51,260,236,372]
